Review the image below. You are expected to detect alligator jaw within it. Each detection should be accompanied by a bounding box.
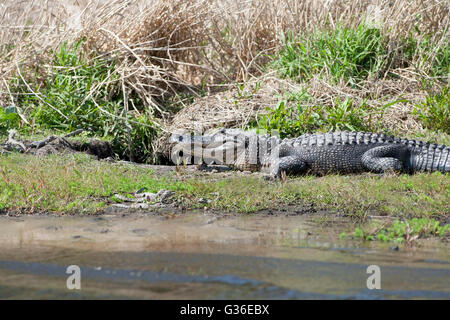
[169,129,247,165]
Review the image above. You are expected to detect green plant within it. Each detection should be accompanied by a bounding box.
[14,39,121,132]
[111,110,159,163]
[0,106,20,134]
[272,24,387,84]
[256,92,372,138]
[9,39,159,162]
[414,86,449,134]
[325,98,371,131]
[342,218,449,243]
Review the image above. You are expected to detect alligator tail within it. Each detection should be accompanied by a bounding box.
[411,143,450,173]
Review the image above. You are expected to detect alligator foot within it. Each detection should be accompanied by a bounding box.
[270,156,307,178]
[361,145,408,173]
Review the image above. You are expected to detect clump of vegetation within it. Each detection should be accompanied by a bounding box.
[272,24,387,84]
[8,39,160,162]
[341,218,450,243]
[414,86,449,134]
[272,23,449,85]
[402,33,450,80]
[255,90,378,138]
[0,106,20,134]
[14,39,120,132]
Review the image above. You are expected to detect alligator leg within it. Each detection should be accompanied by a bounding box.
[361,145,408,173]
[270,155,307,178]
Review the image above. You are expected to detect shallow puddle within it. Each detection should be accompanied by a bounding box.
[0,212,448,299]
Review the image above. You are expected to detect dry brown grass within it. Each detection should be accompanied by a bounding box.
[2,0,448,102]
[0,0,448,159]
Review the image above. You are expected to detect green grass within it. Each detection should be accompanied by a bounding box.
[272,24,449,85]
[0,153,190,214]
[188,173,449,221]
[253,88,402,138]
[341,218,450,243]
[1,154,448,220]
[272,24,387,85]
[0,106,20,135]
[264,24,449,141]
[255,95,376,138]
[414,86,450,134]
[402,33,450,80]
[253,82,449,141]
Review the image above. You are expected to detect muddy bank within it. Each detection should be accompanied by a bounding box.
[0,212,446,261]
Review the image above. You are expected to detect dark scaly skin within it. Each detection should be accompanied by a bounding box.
[172,130,450,177]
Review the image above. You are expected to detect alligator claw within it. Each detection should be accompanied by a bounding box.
[263,174,277,181]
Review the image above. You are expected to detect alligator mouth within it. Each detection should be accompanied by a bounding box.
[169,129,247,164]
[169,128,246,149]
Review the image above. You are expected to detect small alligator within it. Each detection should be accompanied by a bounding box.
[170,129,450,178]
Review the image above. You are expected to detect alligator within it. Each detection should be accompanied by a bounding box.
[170,129,450,178]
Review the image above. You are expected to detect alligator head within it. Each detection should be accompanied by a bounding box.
[169,128,277,171]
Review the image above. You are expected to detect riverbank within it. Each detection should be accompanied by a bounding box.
[1,152,448,244]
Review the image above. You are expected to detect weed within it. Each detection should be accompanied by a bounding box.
[342,218,449,243]
[257,92,373,138]
[272,24,387,84]
[401,33,450,80]
[0,106,20,134]
[0,153,188,213]
[9,39,159,162]
[414,86,449,134]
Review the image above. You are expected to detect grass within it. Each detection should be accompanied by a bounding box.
[259,22,449,139]
[0,153,190,214]
[187,173,449,222]
[253,86,450,140]
[255,93,376,138]
[271,24,449,85]
[14,39,122,132]
[341,218,450,243]
[402,33,450,80]
[414,85,450,134]
[1,153,448,222]
[0,106,20,135]
[272,25,387,85]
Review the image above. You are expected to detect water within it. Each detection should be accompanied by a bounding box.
[0,212,448,299]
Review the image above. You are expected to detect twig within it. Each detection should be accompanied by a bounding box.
[29,130,84,149]
[64,129,85,138]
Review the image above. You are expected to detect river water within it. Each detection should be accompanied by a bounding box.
[0,212,448,299]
